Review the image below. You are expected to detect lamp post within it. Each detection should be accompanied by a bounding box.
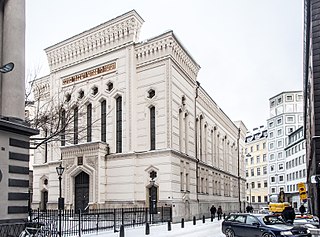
[56,164,65,237]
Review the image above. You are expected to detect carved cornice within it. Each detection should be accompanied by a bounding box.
[45,10,144,72]
[60,141,109,157]
[135,31,200,81]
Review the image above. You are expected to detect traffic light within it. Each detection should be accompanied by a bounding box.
[298,182,308,201]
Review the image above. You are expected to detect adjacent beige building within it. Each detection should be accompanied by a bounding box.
[245,126,269,210]
[31,10,247,221]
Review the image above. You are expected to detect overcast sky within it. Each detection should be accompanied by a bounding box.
[26,0,304,130]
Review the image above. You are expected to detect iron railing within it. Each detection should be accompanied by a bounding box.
[25,206,172,236]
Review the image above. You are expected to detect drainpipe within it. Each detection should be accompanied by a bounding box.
[195,81,200,203]
[237,127,241,212]
[303,0,310,139]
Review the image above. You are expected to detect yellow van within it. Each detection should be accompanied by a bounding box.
[268,202,290,213]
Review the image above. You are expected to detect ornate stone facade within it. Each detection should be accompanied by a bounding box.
[32,10,247,222]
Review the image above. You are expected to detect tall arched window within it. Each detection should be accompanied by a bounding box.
[74,106,78,144]
[60,109,66,146]
[87,103,92,142]
[184,113,188,154]
[150,106,155,150]
[101,100,106,142]
[116,96,122,153]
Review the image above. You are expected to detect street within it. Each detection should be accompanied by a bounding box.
[85,218,225,237]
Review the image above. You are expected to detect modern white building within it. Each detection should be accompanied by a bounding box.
[267,91,303,198]
[31,10,247,221]
[284,126,307,209]
[245,126,268,210]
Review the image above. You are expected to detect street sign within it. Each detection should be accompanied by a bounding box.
[310,175,320,184]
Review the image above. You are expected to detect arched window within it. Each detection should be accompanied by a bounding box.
[87,103,92,142]
[101,100,106,142]
[150,106,155,150]
[60,109,66,146]
[74,106,78,144]
[116,96,122,153]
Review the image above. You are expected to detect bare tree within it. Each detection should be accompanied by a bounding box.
[27,77,105,149]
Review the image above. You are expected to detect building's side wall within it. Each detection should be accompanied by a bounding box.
[0,129,32,222]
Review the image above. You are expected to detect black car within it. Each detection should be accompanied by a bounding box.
[222,213,311,237]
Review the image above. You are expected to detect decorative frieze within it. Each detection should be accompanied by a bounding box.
[45,10,144,72]
[135,31,200,81]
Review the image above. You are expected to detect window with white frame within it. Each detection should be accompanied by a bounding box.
[287,127,294,134]
[269,131,274,138]
[286,116,294,123]
[277,118,282,125]
[279,175,284,182]
[278,163,284,171]
[286,95,293,101]
[263,166,267,175]
[269,121,274,128]
[269,142,274,150]
[263,154,267,162]
[269,154,275,161]
[270,165,275,172]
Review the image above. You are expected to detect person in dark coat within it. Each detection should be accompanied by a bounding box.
[217,206,223,220]
[299,204,306,216]
[282,205,295,224]
[210,205,217,219]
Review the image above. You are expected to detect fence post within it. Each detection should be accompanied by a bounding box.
[145,208,148,224]
[167,221,171,231]
[119,225,125,237]
[161,206,164,222]
[145,222,150,235]
[122,208,124,226]
[202,215,205,223]
[37,208,40,225]
[96,213,99,234]
[193,216,196,225]
[78,209,82,237]
[114,208,117,233]
[181,218,184,228]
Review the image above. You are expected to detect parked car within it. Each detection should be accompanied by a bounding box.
[294,213,319,229]
[222,213,311,237]
[258,207,270,214]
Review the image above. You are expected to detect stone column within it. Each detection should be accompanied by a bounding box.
[1,0,25,120]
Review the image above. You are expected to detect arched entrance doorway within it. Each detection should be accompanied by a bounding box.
[75,171,89,213]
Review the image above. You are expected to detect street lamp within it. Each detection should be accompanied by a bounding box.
[56,164,65,237]
[0,62,14,73]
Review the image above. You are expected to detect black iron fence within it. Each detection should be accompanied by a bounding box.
[0,222,25,237]
[24,206,172,236]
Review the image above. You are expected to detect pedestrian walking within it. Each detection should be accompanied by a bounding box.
[210,205,217,219]
[217,206,223,220]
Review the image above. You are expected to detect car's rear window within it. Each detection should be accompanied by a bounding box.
[262,215,286,225]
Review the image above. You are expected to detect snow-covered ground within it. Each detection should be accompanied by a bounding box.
[85,218,225,237]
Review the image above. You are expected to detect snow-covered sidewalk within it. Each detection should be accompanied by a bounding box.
[85,218,225,237]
